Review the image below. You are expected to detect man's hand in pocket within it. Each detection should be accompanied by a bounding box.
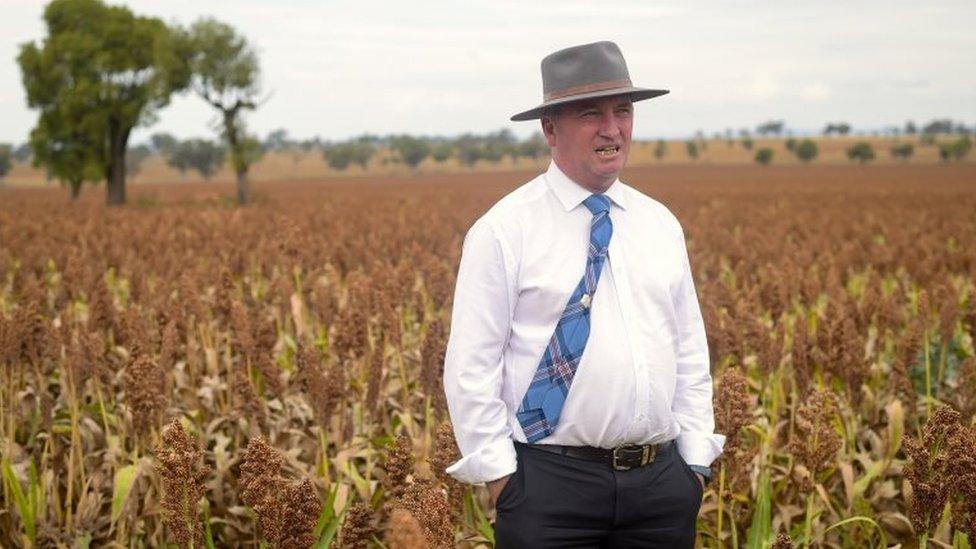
[487,474,512,508]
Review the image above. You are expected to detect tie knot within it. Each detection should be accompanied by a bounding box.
[583,194,611,216]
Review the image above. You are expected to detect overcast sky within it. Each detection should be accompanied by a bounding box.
[2,0,974,144]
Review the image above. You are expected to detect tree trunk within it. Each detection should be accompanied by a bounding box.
[70,179,82,201]
[236,169,249,205]
[223,109,249,205]
[105,119,130,206]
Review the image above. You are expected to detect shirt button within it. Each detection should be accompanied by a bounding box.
[580,293,591,308]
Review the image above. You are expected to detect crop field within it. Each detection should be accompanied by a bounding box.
[1,163,975,548]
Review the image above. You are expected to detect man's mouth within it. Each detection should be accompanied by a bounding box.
[595,145,620,157]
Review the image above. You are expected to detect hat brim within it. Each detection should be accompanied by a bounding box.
[510,87,669,121]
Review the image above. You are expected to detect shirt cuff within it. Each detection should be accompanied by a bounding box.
[689,464,712,484]
[444,438,517,484]
[676,431,726,468]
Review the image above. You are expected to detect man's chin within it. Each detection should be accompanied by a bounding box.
[592,162,625,181]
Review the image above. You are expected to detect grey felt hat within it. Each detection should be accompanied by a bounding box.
[510,41,669,122]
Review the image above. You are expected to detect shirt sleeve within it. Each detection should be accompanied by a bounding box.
[442,219,518,484]
[670,220,726,468]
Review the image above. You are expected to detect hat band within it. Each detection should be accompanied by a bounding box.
[543,78,633,102]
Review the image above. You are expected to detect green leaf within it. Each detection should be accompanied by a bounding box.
[316,497,351,549]
[824,515,887,547]
[112,464,138,523]
[202,499,216,549]
[2,458,36,542]
[346,461,371,502]
[314,483,339,538]
[75,533,92,549]
[851,460,885,498]
[466,488,494,544]
[745,471,772,549]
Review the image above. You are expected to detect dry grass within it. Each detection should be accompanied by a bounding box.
[0,163,975,547]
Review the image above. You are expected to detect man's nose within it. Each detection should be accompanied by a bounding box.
[598,111,621,138]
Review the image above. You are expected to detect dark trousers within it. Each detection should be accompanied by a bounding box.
[493,441,703,548]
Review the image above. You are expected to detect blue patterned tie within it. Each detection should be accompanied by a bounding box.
[517,194,613,443]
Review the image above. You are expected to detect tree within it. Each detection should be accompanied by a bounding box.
[654,139,667,160]
[823,122,851,136]
[739,130,754,151]
[456,135,483,167]
[167,138,225,179]
[754,147,774,166]
[795,139,819,163]
[263,128,291,152]
[0,144,12,182]
[150,132,178,155]
[890,143,914,161]
[431,142,453,163]
[953,136,972,160]
[756,120,785,136]
[322,140,372,171]
[12,143,32,163]
[188,139,226,179]
[350,138,374,169]
[685,141,699,160]
[482,129,515,163]
[846,142,875,164]
[179,17,262,205]
[785,138,797,152]
[18,0,188,205]
[922,119,954,135]
[166,141,192,177]
[519,132,549,161]
[126,144,152,177]
[27,106,103,199]
[938,137,972,163]
[391,135,430,168]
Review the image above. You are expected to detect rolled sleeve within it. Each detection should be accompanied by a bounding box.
[444,437,517,484]
[671,221,726,467]
[443,219,518,484]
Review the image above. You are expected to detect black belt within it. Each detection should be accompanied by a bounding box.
[515,440,676,471]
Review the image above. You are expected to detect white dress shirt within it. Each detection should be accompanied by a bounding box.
[443,161,725,484]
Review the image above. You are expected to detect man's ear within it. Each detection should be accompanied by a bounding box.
[541,117,557,147]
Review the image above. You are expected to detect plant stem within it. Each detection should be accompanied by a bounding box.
[803,490,815,548]
[937,340,947,388]
[924,332,932,419]
[716,463,726,549]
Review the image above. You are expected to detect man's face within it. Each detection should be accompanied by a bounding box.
[542,95,634,192]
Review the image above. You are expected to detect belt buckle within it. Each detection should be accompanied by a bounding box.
[612,444,657,471]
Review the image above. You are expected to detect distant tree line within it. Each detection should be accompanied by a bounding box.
[6,108,973,186]
[249,128,550,172]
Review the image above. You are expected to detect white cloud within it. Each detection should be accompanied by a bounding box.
[737,73,781,101]
[800,83,831,102]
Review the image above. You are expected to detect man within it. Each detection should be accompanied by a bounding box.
[443,41,725,548]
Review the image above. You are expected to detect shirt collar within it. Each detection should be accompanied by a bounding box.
[544,161,628,212]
